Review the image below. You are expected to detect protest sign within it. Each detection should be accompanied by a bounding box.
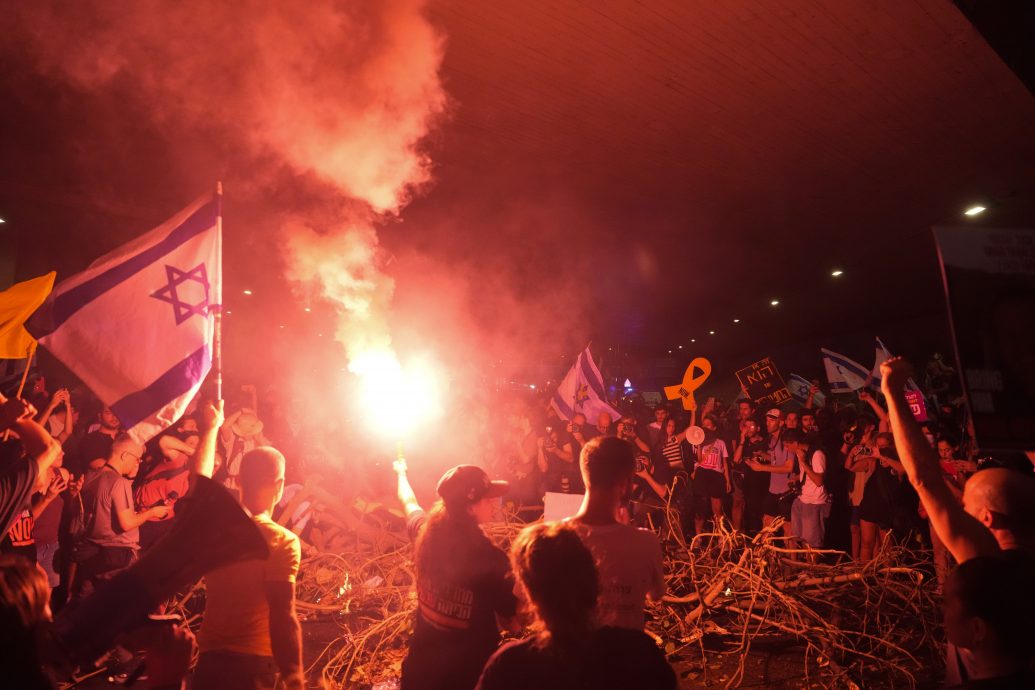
[664,357,712,410]
[736,357,792,406]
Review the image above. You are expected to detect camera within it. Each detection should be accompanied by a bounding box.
[751,453,771,466]
[636,455,649,472]
[570,423,581,434]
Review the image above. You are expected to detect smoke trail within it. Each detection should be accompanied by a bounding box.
[9,0,448,364]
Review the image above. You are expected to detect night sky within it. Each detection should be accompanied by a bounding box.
[2,1,1034,395]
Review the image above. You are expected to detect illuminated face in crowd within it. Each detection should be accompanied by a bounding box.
[100,406,120,431]
[665,419,677,437]
[765,414,781,435]
[937,440,955,460]
[654,407,668,425]
[800,413,815,432]
[738,401,753,420]
[784,412,798,429]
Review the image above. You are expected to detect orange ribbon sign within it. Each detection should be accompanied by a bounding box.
[664,357,712,411]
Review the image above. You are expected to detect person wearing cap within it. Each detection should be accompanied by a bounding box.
[393,459,518,690]
[745,409,797,537]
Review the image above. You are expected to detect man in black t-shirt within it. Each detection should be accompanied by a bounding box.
[70,405,121,476]
[537,426,581,494]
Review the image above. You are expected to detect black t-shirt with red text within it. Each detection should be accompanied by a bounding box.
[402,510,517,690]
[1,508,36,563]
[0,440,38,538]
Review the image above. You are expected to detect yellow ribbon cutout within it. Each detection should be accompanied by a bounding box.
[664,357,712,411]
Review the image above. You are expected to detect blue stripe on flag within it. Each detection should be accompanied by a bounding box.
[111,346,211,429]
[824,351,870,379]
[551,392,575,420]
[578,351,606,399]
[40,198,219,337]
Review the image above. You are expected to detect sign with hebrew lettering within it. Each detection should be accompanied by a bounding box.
[905,389,929,423]
[735,357,792,406]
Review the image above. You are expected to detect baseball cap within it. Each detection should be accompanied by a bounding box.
[437,465,509,507]
[765,409,782,420]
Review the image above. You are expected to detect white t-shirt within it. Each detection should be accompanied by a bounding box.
[697,439,728,473]
[569,520,665,630]
[799,449,828,505]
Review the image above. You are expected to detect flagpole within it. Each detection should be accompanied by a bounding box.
[212,181,223,401]
[1,343,34,441]
[14,342,35,399]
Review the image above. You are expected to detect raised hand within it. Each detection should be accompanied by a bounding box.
[199,399,225,432]
[880,356,914,393]
[45,470,69,499]
[0,396,36,430]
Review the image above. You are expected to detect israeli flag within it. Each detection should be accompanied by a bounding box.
[874,337,923,393]
[821,348,873,393]
[30,193,221,444]
[550,346,622,422]
[787,373,826,407]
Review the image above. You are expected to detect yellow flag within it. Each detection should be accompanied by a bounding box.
[0,272,56,359]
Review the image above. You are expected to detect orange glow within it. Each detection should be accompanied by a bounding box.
[351,348,444,438]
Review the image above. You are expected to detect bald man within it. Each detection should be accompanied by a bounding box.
[882,358,1035,685]
[882,358,1035,560]
[194,443,303,690]
[73,433,170,598]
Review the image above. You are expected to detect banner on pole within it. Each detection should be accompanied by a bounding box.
[736,357,792,406]
[934,226,1035,450]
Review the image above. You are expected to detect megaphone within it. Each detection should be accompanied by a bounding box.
[51,476,268,666]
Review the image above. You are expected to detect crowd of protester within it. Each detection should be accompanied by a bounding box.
[0,350,1032,688]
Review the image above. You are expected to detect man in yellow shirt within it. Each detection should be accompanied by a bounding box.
[190,401,303,690]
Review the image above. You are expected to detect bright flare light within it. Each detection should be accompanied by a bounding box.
[831,270,843,277]
[351,349,444,437]
[964,205,986,217]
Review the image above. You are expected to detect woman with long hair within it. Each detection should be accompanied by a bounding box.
[394,459,518,690]
[476,522,675,690]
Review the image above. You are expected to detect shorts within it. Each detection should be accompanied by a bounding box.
[763,492,793,521]
[693,468,727,499]
[859,500,893,530]
[791,499,829,548]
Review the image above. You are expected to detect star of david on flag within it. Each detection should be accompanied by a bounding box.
[29,191,222,443]
[549,346,621,422]
[151,263,211,324]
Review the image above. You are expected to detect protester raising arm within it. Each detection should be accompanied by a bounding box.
[0,394,62,487]
[189,400,224,480]
[880,357,999,561]
[857,390,889,432]
[393,457,422,517]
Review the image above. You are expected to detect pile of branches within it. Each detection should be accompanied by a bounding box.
[650,506,942,688]
[267,501,940,689]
